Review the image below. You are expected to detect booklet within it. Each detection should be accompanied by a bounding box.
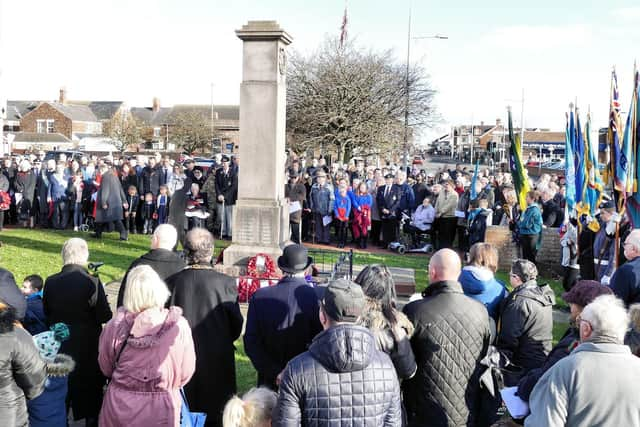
[500,386,530,419]
[322,215,333,226]
[289,201,302,214]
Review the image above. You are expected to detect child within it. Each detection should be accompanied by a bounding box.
[156,184,170,225]
[352,182,372,249]
[125,185,140,234]
[222,387,277,427]
[141,192,156,234]
[333,184,352,248]
[560,216,579,291]
[467,198,492,248]
[22,274,47,335]
[28,323,75,427]
[70,170,84,231]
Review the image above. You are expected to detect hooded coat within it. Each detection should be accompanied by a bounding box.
[27,354,76,427]
[0,305,47,426]
[272,324,402,426]
[459,266,507,320]
[95,170,127,224]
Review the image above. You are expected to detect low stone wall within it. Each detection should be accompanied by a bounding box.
[485,226,562,277]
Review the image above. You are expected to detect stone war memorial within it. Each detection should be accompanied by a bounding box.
[222,21,293,274]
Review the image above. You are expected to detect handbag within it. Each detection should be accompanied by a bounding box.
[180,388,207,427]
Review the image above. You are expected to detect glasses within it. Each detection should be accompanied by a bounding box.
[576,315,592,328]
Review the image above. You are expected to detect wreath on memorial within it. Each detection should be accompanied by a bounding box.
[238,253,280,303]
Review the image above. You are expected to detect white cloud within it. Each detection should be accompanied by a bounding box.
[480,24,593,50]
[610,6,640,21]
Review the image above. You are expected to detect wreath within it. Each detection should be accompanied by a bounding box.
[238,253,280,303]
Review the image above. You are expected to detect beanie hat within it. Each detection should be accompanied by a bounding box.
[33,323,70,362]
[562,280,613,308]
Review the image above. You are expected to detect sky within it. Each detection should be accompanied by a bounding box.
[1,0,640,143]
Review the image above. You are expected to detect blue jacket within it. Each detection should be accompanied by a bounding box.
[24,294,47,335]
[518,204,542,235]
[309,183,334,216]
[459,266,507,320]
[610,255,640,306]
[244,276,323,389]
[47,175,68,202]
[353,193,373,210]
[397,182,415,213]
[333,193,352,220]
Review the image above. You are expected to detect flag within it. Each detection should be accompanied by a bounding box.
[575,108,587,205]
[339,5,348,48]
[508,107,530,210]
[470,159,479,200]
[565,109,576,213]
[624,67,640,226]
[616,87,635,201]
[585,111,604,217]
[609,69,623,207]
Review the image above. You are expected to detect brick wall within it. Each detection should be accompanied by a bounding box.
[20,103,72,138]
[485,226,563,276]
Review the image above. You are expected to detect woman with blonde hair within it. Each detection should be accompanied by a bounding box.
[223,387,277,427]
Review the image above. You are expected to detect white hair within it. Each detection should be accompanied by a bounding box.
[152,224,178,250]
[581,294,630,343]
[61,238,89,266]
[19,160,31,172]
[123,265,171,313]
[222,387,278,427]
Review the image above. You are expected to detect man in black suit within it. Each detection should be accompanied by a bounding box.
[376,173,401,247]
[215,155,238,239]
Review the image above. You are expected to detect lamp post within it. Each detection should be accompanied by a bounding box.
[402,2,448,170]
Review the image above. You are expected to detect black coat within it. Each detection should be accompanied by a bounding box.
[168,188,188,245]
[36,170,52,212]
[496,281,555,386]
[15,171,37,207]
[285,183,306,223]
[43,264,112,419]
[166,266,243,427]
[244,276,322,389]
[402,281,491,427]
[610,255,640,306]
[376,184,401,219]
[541,199,561,227]
[0,305,47,426]
[95,171,127,224]
[141,165,160,196]
[117,248,186,307]
[214,167,238,205]
[272,324,402,426]
[0,268,27,320]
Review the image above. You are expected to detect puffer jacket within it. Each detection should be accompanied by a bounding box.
[402,280,491,427]
[28,354,75,427]
[357,299,417,380]
[273,324,402,426]
[0,306,47,426]
[496,281,556,386]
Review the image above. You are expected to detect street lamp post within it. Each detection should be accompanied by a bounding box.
[402,2,447,171]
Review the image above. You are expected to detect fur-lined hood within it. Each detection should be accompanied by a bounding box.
[357,299,415,353]
[45,353,75,377]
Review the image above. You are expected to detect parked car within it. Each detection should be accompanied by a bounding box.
[44,150,84,162]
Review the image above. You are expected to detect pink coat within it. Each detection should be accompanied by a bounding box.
[98,306,196,427]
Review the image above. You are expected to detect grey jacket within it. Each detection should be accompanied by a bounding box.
[525,342,640,427]
[309,183,334,216]
[273,324,402,427]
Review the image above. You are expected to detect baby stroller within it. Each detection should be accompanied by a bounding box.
[388,211,434,255]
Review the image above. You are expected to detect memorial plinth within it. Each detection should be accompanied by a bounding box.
[223,21,293,268]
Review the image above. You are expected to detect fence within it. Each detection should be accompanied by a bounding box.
[308,248,354,282]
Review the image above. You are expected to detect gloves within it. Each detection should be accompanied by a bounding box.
[602,275,611,286]
[605,219,617,235]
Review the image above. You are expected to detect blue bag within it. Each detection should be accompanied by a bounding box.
[180,388,207,427]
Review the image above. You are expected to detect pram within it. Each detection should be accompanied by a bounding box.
[388,211,434,255]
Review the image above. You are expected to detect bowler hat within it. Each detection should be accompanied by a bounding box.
[278,244,313,273]
[221,155,230,163]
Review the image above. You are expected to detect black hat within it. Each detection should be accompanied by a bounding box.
[384,173,394,179]
[322,278,366,322]
[562,280,612,307]
[600,200,615,210]
[277,244,313,273]
[221,155,230,163]
[193,166,203,174]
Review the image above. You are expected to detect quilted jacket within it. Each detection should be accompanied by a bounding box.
[402,280,492,427]
[272,324,402,427]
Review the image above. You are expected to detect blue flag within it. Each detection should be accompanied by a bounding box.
[575,110,586,205]
[565,110,576,213]
[470,160,479,200]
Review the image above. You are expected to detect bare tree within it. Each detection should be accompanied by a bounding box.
[170,110,212,155]
[105,111,144,153]
[286,37,437,162]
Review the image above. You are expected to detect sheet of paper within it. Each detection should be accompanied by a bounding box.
[454,210,466,218]
[322,215,333,226]
[289,201,302,214]
[500,386,530,419]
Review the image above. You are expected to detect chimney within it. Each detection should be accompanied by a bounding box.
[152,97,160,113]
[496,118,502,126]
[59,87,67,105]
[480,121,484,127]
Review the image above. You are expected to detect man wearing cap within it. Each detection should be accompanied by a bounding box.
[244,244,322,390]
[285,174,306,244]
[609,228,640,306]
[402,249,491,426]
[214,155,238,240]
[376,173,401,247]
[497,259,555,386]
[516,280,612,402]
[309,170,334,244]
[593,200,618,284]
[273,279,401,426]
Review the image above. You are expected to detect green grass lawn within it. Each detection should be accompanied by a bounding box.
[0,228,568,394]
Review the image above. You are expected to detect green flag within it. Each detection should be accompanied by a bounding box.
[508,107,530,210]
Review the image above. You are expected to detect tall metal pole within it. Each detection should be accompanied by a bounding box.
[402,1,412,172]
[0,0,5,157]
[210,83,215,154]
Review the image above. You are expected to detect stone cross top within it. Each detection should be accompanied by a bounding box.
[223,21,293,268]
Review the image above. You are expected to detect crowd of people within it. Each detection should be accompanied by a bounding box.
[0,218,638,426]
[0,151,238,241]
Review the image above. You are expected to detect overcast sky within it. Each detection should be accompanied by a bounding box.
[1,0,639,142]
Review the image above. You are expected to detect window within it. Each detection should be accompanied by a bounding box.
[153,127,161,138]
[36,120,46,133]
[47,119,54,133]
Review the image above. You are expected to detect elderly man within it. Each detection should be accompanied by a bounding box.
[609,228,640,306]
[402,249,491,427]
[244,244,321,389]
[214,155,238,240]
[273,279,402,426]
[166,228,243,427]
[526,295,640,426]
[434,179,459,249]
[593,200,617,284]
[116,224,186,307]
[43,238,112,427]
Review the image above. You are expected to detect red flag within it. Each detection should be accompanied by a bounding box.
[340,6,348,48]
